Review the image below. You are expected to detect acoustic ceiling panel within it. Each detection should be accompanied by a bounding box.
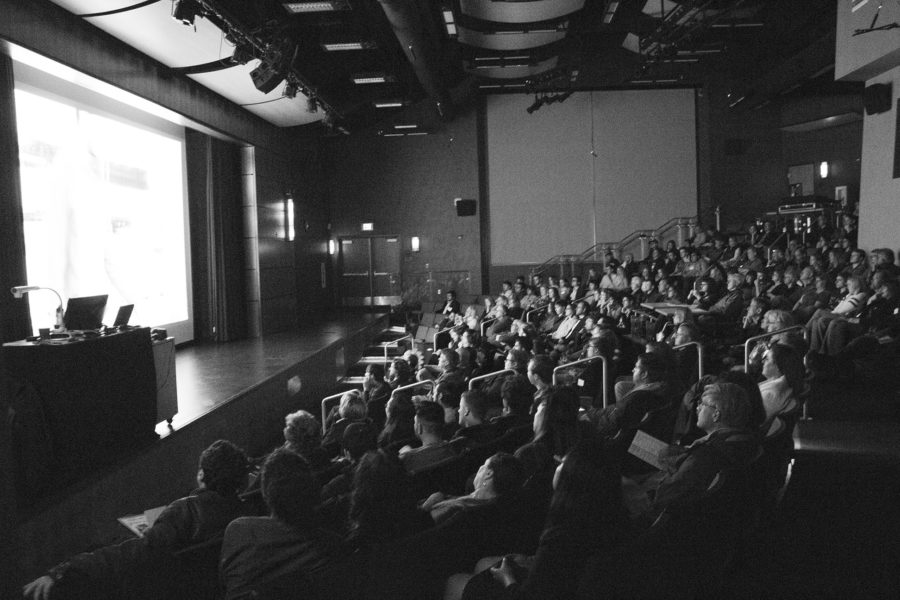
[465,56,559,79]
[457,26,566,50]
[459,0,585,23]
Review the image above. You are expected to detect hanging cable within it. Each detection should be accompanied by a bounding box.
[78,0,161,18]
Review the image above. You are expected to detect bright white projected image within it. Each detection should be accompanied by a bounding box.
[15,89,189,335]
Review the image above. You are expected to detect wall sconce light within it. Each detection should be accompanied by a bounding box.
[819,161,829,179]
[11,285,65,329]
[285,194,295,241]
[361,222,374,231]
[328,239,336,255]
[411,236,421,252]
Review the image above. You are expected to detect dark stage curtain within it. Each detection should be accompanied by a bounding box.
[186,129,247,342]
[0,54,33,344]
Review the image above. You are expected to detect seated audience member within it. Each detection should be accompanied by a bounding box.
[377,394,416,450]
[647,383,759,518]
[452,390,501,449]
[687,277,717,311]
[493,375,537,442]
[485,304,513,344]
[456,438,626,600]
[758,344,805,433]
[588,353,673,443]
[549,303,583,345]
[24,440,251,600]
[807,275,869,352]
[322,391,368,456]
[526,355,555,413]
[704,271,745,322]
[672,371,766,446]
[320,422,379,503]
[281,409,330,471]
[421,452,525,524]
[347,450,433,549]
[438,291,462,329]
[362,364,391,430]
[400,401,459,474]
[810,279,900,365]
[436,379,466,439]
[436,348,467,388]
[537,301,566,337]
[792,273,832,324]
[522,386,586,464]
[387,357,414,390]
[220,449,342,600]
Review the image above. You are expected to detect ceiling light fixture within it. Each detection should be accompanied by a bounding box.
[374,101,404,108]
[393,124,417,129]
[321,41,375,51]
[281,0,351,13]
[352,74,392,84]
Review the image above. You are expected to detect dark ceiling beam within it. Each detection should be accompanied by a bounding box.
[376,0,454,120]
[728,29,839,110]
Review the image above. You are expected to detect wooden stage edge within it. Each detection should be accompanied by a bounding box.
[13,310,391,582]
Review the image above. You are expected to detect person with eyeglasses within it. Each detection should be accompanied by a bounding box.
[649,382,760,517]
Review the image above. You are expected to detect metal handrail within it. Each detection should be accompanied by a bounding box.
[469,369,517,390]
[552,355,609,407]
[480,316,497,337]
[321,390,357,434]
[383,333,412,365]
[743,325,806,372]
[530,254,582,278]
[673,341,705,382]
[524,304,549,324]
[432,326,455,351]
[390,379,435,400]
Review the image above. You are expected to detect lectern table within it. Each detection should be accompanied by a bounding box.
[2,327,158,497]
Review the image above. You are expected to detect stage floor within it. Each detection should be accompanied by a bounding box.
[155,311,388,436]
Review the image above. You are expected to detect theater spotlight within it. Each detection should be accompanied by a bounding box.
[251,39,297,94]
[171,0,201,26]
[526,95,543,114]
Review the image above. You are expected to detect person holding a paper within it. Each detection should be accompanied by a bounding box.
[23,440,252,600]
[650,383,760,516]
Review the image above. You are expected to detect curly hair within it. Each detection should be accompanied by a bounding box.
[283,410,321,455]
[198,439,249,496]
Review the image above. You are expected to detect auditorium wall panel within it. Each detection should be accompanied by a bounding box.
[323,108,482,297]
[859,64,900,252]
[485,90,698,267]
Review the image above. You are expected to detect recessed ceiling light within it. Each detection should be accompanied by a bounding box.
[282,1,350,14]
[374,101,404,108]
[321,41,375,51]
[393,124,417,129]
[352,74,392,84]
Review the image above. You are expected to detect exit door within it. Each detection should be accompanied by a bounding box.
[338,235,401,306]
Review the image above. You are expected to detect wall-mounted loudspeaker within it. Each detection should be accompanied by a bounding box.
[455,198,477,217]
[864,83,892,115]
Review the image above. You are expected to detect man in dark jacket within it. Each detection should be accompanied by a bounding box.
[23,440,251,600]
[650,382,760,515]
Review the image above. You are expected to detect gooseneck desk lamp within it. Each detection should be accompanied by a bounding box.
[10,285,65,330]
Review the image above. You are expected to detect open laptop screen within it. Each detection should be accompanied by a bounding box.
[64,294,108,331]
[113,304,134,327]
